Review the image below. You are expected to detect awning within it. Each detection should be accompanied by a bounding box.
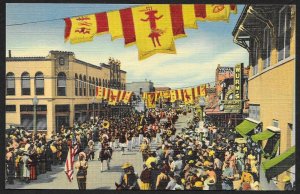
[251,129,275,142]
[235,119,258,137]
[262,146,295,180]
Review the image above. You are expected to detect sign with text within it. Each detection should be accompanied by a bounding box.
[218,67,234,75]
[234,64,242,100]
[222,100,242,113]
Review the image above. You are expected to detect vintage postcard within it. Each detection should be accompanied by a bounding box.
[4,2,296,191]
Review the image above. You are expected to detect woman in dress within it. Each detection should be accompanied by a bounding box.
[22,151,32,183]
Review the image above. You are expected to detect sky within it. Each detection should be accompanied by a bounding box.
[6,4,248,89]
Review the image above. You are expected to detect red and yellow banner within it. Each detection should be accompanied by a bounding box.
[146,92,156,109]
[64,4,237,60]
[96,86,133,105]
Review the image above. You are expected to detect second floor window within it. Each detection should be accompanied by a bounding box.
[252,41,259,76]
[262,27,271,69]
[35,72,44,95]
[278,6,291,62]
[21,72,30,95]
[57,72,66,96]
[6,72,15,96]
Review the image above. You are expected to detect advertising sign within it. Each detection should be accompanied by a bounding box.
[234,63,242,100]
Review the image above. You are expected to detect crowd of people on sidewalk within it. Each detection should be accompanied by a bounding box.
[116,110,270,191]
[4,108,178,187]
[6,107,295,190]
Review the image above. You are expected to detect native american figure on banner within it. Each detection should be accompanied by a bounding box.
[140,6,164,47]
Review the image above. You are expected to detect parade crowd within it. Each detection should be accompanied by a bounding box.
[5,108,295,190]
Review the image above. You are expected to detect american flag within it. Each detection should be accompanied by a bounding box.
[64,143,79,182]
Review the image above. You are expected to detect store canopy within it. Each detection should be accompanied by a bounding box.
[262,146,295,180]
[251,129,275,142]
[235,119,258,137]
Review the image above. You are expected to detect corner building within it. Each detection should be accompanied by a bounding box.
[6,51,127,138]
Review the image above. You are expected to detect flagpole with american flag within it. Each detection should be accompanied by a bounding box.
[64,130,79,182]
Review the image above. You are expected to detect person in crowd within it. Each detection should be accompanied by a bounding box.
[119,129,127,155]
[22,151,31,184]
[75,152,88,190]
[240,163,254,190]
[99,141,112,172]
[221,161,234,190]
[140,139,150,162]
[283,175,293,190]
[117,162,139,190]
[5,147,15,184]
[139,164,151,190]
[156,166,170,190]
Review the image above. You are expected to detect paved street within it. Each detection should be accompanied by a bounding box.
[6,113,192,190]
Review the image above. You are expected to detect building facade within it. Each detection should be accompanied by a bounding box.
[233,5,295,189]
[205,64,249,127]
[6,51,127,137]
[126,80,154,112]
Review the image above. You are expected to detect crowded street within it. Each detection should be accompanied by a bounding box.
[6,112,190,189]
[5,3,296,191]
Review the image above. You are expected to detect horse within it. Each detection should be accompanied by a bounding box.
[98,144,112,172]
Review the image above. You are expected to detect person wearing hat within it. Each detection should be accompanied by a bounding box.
[22,151,32,184]
[75,152,88,190]
[283,175,293,190]
[118,162,139,190]
[140,138,150,162]
[192,181,204,190]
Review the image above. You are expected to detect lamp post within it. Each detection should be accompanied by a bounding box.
[199,97,206,122]
[32,96,39,135]
[92,96,95,124]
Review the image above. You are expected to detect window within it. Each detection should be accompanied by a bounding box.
[83,75,87,96]
[262,27,271,69]
[59,57,65,65]
[79,75,83,96]
[20,105,47,131]
[6,105,16,112]
[92,78,95,96]
[21,72,30,95]
[89,77,92,96]
[249,104,260,121]
[278,6,291,62]
[55,105,70,113]
[75,74,78,96]
[35,72,44,95]
[6,72,15,95]
[272,119,279,128]
[99,79,101,86]
[21,114,47,131]
[252,41,259,76]
[57,72,66,96]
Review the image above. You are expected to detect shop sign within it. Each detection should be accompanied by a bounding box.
[222,100,242,113]
[218,67,234,75]
[234,64,242,100]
